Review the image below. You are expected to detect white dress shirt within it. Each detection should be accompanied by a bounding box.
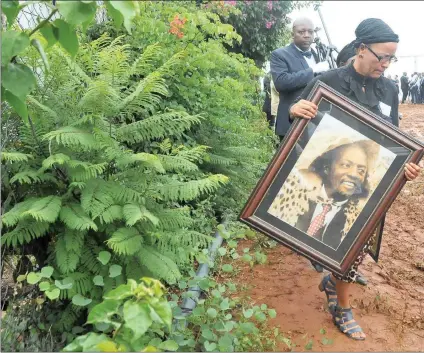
[294,44,317,68]
[310,185,348,235]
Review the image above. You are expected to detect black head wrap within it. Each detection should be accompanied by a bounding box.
[336,40,356,67]
[353,18,399,48]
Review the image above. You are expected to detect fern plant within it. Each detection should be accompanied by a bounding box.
[1,35,227,318]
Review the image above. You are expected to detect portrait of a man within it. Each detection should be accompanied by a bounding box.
[268,114,396,249]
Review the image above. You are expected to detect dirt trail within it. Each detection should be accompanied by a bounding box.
[233,105,424,351]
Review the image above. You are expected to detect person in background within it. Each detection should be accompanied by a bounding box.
[262,74,275,128]
[393,74,400,94]
[409,72,420,104]
[420,72,424,104]
[400,72,409,103]
[289,18,421,341]
[270,17,329,142]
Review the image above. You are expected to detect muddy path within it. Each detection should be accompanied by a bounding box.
[230,104,424,351]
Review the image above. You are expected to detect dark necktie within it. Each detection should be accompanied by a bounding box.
[301,51,312,59]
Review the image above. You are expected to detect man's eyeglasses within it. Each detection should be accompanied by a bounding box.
[364,44,398,64]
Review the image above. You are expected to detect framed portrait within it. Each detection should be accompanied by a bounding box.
[368,216,385,263]
[240,81,424,277]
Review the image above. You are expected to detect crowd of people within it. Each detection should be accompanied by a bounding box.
[260,17,422,342]
[398,71,424,104]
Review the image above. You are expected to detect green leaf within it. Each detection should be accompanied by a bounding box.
[109,264,122,278]
[16,274,27,282]
[2,63,36,99]
[45,288,60,300]
[218,334,233,351]
[206,308,217,318]
[56,1,97,25]
[54,278,74,290]
[268,309,277,318]
[305,340,313,350]
[53,19,79,58]
[30,39,49,71]
[27,272,41,284]
[39,23,58,48]
[204,341,217,352]
[106,1,137,33]
[40,266,54,278]
[322,337,333,345]
[93,275,104,286]
[72,294,92,306]
[243,308,253,319]
[98,251,111,265]
[149,300,172,330]
[218,247,227,256]
[320,328,326,335]
[260,304,267,310]
[255,311,266,322]
[87,300,121,324]
[104,284,133,300]
[222,264,233,273]
[220,298,230,311]
[158,340,178,351]
[2,0,20,26]
[1,31,30,63]
[2,89,28,122]
[39,281,50,291]
[123,301,152,341]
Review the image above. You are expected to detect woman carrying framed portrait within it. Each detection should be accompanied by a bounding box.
[288,18,422,340]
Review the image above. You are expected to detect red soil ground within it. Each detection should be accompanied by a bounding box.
[232,104,424,351]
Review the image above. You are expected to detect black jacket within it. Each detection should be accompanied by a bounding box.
[295,200,348,249]
[400,75,409,91]
[270,43,318,137]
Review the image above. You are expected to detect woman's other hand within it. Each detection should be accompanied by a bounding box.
[289,99,318,120]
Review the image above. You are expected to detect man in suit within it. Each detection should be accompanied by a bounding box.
[270,17,329,141]
[400,72,409,104]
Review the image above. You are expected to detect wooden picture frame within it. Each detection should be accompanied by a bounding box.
[239,81,424,277]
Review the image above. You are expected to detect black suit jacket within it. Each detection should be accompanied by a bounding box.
[270,43,318,137]
[400,75,409,91]
[295,200,347,249]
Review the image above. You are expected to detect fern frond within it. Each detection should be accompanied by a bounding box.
[21,195,62,223]
[205,153,237,166]
[27,96,58,118]
[67,272,94,296]
[155,207,193,231]
[156,174,229,202]
[1,220,50,247]
[116,153,165,173]
[130,43,162,76]
[119,72,167,114]
[158,154,199,173]
[80,180,114,219]
[156,50,187,77]
[138,245,181,284]
[59,203,98,231]
[55,47,92,85]
[96,204,123,224]
[53,304,83,332]
[116,111,201,144]
[108,183,143,204]
[1,152,33,163]
[106,227,143,255]
[9,170,57,185]
[175,145,209,163]
[43,127,100,151]
[2,198,36,227]
[56,230,85,274]
[79,240,102,275]
[67,161,108,182]
[122,203,158,226]
[42,153,71,170]
[78,80,121,115]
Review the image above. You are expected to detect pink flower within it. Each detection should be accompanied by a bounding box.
[266,21,272,29]
[267,1,273,11]
[225,0,237,5]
